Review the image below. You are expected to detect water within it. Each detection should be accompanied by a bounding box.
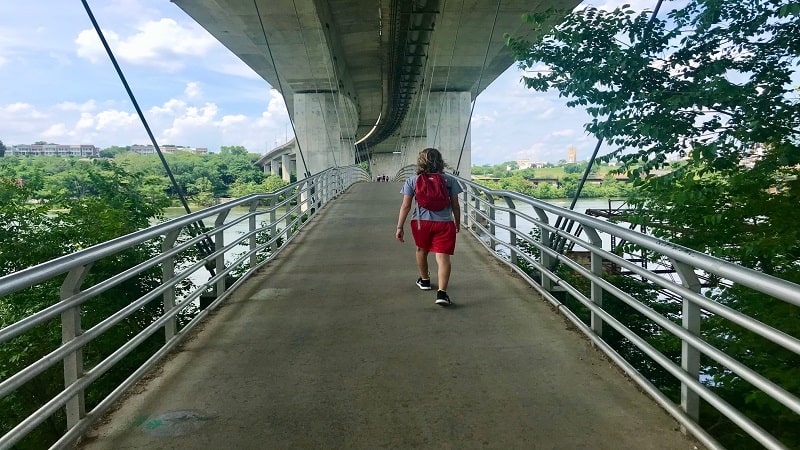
[158,206,258,290]
[481,198,628,253]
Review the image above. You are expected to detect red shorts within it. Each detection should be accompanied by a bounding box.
[410,220,457,255]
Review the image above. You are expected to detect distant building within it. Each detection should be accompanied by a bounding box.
[9,144,98,157]
[517,159,546,169]
[567,146,577,164]
[130,145,208,155]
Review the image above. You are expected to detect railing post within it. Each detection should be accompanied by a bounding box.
[249,201,259,268]
[470,186,482,232]
[503,196,518,266]
[268,196,278,252]
[583,226,604,337]
[162,230,180,340]
[460,187,470,230]
[488,195,497,252]
[61,264,91,430]
[299,179,310,213]
[532,206,553,291]
[214,210,230,299]
[318,175,325,209]
[671,258,702,425]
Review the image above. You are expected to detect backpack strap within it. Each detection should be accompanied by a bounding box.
[414,175,422,230]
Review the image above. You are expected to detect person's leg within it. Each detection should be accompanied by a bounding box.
[416,247,430,279]
[435,252,451,291]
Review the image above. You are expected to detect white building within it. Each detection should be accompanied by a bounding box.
[517,159,546,169]
[9,144,98,157]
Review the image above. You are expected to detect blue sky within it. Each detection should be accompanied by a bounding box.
[0,0,658,165]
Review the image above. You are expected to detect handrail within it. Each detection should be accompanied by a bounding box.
[0,165,369,449]
[2,167,797,449]
[436,174,800,450]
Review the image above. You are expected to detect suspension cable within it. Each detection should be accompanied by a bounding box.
[431,0,463,152]
[80,0,216,272]
[453,0,501,176]
[252,0,311,178]
[315,23,358,165]
[291,1,340,169]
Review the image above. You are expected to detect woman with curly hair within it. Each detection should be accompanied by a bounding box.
[396,148,462,306]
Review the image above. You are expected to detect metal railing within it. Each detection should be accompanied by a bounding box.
[405,170,798,450]
[0,165,369,449]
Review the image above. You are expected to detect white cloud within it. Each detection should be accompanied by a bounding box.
[75,18,217,71]
[471,113,495,127]
[551,129,576,138]
[75,28,118,64]
[42,123,71,140]
[220,114,247,127]
[185,82,202,99]
[56,100,98,112]
[95,109,139,130]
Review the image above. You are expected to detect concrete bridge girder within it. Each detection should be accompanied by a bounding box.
[294,92,359,176]
[173,0,581,177]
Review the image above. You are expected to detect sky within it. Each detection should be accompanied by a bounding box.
[0,0,661,165]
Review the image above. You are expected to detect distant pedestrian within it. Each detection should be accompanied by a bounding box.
[395,148,462,306]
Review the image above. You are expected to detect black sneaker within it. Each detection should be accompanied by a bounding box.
[435,290,452,306]
[416,277,432,290]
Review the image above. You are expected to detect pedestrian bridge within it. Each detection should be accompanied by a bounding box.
[1,167,799,449]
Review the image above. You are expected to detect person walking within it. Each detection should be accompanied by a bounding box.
[395,148,462,306]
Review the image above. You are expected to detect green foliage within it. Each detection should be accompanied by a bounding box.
[262,174,288,193]
[1,148,268,203]
[98,145,130,158]
[228,174,288,198]
[0,139,6,157]
[508,1,800,267]
[0,164,191,448]
[508,1,800,446]
[476,170,632,199]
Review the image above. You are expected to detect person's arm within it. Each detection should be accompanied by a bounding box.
[451,194,461,232]
[396,194,413,242]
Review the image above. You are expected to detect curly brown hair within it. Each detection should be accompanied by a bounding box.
[415,148,445,174]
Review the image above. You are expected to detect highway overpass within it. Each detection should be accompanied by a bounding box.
[173,0,580,178]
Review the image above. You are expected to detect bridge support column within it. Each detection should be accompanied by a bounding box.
[271,158,280,176]
[281,154,293,182]
[426,91,471,178]
[294,92,356,178]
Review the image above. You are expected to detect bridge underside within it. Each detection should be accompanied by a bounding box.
[173,0,579,176]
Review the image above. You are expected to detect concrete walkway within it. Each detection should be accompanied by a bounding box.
[81,182,698,449]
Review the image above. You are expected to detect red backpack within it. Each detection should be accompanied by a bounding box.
[415,173,450,211]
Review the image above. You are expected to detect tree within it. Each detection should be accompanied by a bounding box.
[507,1,800,269]
[0,163,182,448]
[0,140,6,157]
[262,174,288,193]
[99,145,130,158]
[507,1,800,447]
[220,145,248,155]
